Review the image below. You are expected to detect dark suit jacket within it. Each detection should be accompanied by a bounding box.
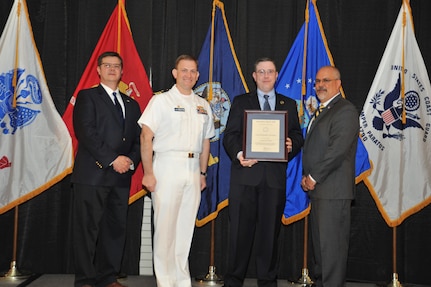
[223,91,303,189]
[71,85,141,187]
[302,94,358,199]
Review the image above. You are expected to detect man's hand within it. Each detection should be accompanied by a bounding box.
[112,155,132,174]
[301,175,316,191]
[200,175,207,191]
[142,173,157,192]
[286,137,293,153]
[238,152,258,168]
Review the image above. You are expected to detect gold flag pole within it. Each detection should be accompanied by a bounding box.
[388,2,406,285]
[291,2,313,285]
[208,220,220,282]
[0,206,32,279]
[292,215,313,286]
[194,1,223,285]
[387,226,402,287]
[194,220,223,286]
[1,1,32,280]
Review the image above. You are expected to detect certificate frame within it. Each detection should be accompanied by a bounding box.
[243,110,288,162]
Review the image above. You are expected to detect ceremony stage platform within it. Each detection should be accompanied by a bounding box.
[0,274,430,287]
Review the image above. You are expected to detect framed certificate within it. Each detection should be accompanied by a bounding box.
[243,110,288,162]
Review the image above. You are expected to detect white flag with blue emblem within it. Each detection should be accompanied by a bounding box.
[360,0,431,227]
[0,0,73,214]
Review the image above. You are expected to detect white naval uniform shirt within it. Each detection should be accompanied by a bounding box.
[137,84,215,152]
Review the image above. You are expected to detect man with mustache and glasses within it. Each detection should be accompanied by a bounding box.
[301,66,358,287]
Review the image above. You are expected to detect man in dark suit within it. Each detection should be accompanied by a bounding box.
[223,57,303,287]
[71,51,141,287]
[301,66,358,287]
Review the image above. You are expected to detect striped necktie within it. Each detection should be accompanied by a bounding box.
[315,104,325,118]
[263,95,271,111]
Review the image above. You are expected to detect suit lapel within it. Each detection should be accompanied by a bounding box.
[249,91,261,109]
[325,94,342,110]
[316,94,341,120]
[275,93,288,111]
[122,95,135,127]
[307,94,342,134]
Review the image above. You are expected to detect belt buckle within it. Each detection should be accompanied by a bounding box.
[188,152,194,158]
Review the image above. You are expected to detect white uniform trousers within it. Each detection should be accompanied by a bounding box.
[152,152,201,287]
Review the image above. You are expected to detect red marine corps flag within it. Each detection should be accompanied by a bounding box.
[62,0,153,202]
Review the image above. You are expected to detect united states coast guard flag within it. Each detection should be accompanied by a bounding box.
[194,0,249,227]
[62,0,153,203]
[360,0,431,227]
[0,0,73,214]
[275,0,370,224]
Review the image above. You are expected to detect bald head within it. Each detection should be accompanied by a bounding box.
[315,66,341,102]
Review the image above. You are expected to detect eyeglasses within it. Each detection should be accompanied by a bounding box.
[256,69,276,76]
[100,63,122,70]
[314,78,338,85]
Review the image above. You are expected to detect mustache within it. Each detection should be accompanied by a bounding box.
[316,88,326,92]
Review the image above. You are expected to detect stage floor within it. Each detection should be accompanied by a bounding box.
[0,274,429,287]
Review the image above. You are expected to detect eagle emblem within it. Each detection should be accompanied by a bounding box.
[370,73,423,140]
[0,68,42,135]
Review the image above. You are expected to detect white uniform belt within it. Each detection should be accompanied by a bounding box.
[154,151,200,158]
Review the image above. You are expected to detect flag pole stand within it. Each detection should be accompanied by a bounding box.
[194,220,223,286]
[0,206,32,279]
[291,215,313,287]
[387,227,402,287]
[388,273,402,287]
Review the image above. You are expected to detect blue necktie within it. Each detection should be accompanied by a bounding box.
[263,95,271,111]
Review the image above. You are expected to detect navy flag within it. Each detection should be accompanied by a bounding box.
[194,0,249,226]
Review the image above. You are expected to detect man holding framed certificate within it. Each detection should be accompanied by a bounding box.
[223,57,304,287]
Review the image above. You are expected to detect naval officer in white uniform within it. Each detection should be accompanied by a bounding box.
[138,54,215,287]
